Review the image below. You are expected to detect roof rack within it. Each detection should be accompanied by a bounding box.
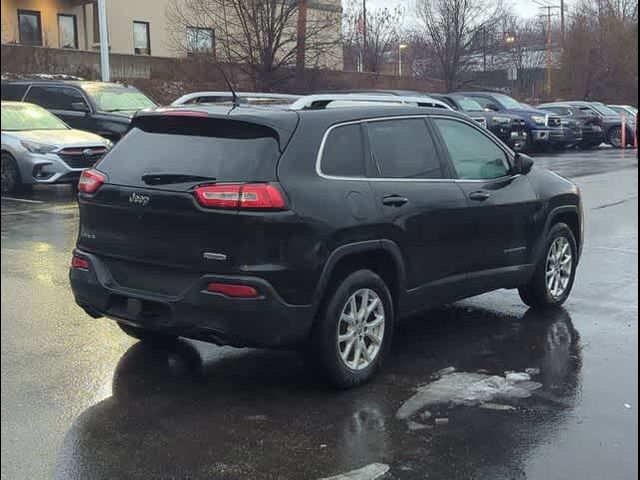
[288,94,452,111]
[171,91,300,106]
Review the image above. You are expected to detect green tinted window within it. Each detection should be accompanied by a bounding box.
[434,119,509,180]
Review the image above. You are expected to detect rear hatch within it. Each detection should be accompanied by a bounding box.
[77,110,299,284]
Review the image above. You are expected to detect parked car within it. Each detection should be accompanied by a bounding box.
[608,104,638,146]
[540,101,628,148]
[70,96,584,388]
[1,80,157,142]
[536,103,605,149]
[458,92,565,151]
[172,92,300,106]
[1,101,111,193]
[431,93,527,151]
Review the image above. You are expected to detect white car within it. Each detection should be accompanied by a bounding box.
[1,101,112,193]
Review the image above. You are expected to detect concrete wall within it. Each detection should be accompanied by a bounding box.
[1,44,446,104]
[1,0,86,49]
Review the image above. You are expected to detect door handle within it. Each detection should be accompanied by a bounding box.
[382,195,409,207]
[469,191,491,202]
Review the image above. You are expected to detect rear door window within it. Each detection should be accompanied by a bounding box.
[321,124,366,177]
[97,116,281,189]
[24,85,85,110]
[367,118,443,179]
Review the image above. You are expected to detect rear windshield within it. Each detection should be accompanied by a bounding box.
[97,116,281,189]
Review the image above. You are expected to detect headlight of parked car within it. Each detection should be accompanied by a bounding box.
[492,116,512,125]
[531,115,547,125]
[21,140,58,155]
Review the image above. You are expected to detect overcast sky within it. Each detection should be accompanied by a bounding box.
[356,0,572,19]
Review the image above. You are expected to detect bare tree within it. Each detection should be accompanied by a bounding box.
[413,0,507,91]
[343,0,404,73]
[559,0,638,103]
[166,0,342,90]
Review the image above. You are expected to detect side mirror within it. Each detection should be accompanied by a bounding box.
[484,104,500,112]
[513,153,534,175]
[71,102,89,113]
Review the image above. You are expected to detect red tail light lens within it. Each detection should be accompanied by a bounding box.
[194,183,286,210]
[71,255,90,270]
[78,169,106,194]
[207,283,259,298]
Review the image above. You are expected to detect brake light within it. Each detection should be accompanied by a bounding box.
[71,255,90,270]
[78,169,105,193]
[207,283,259,298]
[194,183,286,210]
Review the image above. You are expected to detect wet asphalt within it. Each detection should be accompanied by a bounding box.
[1,148,638,480]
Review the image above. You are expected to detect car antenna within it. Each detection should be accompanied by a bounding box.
[215,64,242,107]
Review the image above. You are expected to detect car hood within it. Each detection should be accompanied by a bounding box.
[7,129,111,147]
[508,107,554,117]
[483,112,525,120]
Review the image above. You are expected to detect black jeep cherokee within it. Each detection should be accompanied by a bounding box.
[70,101,584,388]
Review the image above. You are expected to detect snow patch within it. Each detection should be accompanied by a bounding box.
[396,371,543,421]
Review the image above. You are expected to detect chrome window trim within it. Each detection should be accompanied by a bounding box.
[315,114,518,184]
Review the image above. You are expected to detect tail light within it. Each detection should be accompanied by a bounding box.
[207,283,258,298]
[78,169,106,193]
[194,183,286,210]
[71,255,90,270]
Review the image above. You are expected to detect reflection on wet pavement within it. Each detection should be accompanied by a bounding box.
[52,306,582,480]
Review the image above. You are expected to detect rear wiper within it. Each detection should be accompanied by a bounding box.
[141,174,217,185]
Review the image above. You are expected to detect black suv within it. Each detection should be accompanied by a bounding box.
[1,80,157,142]
[70,100,584,388]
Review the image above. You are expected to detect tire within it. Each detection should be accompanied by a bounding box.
[305,270,395,389]
[117,322,178,344]
[1,153,21,194]
[607,126,623,149]
[519,223,578,310]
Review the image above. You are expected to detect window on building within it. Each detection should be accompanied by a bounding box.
[133,21,151,55]
[58,14,78,49]
[18,10,42,46]
[187,27,214,55]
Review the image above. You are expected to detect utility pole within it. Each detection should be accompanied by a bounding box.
[296,0,308,81]
[362,0,367,72]
[537,3,560,97]
[97,0,110,82]
[560,0,566,50]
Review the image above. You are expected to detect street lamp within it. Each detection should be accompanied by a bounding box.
[399,43,408,77]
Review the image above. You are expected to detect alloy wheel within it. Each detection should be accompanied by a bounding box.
[337,288,385,371]
[545,237,573,299]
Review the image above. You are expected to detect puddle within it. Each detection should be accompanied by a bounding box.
[396,369,543,421]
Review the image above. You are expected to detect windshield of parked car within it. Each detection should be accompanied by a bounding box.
[84,86,157,112]
[456,97,485,112]
[492,94,525,110]
[1,103,69,131]
[592,104,621,116]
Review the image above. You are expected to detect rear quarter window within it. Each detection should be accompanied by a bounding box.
[97,116,282,189]
[1,84,28,101]
[320,124,366,177]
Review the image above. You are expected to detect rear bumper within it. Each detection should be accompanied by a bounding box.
[69,250,314,348]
